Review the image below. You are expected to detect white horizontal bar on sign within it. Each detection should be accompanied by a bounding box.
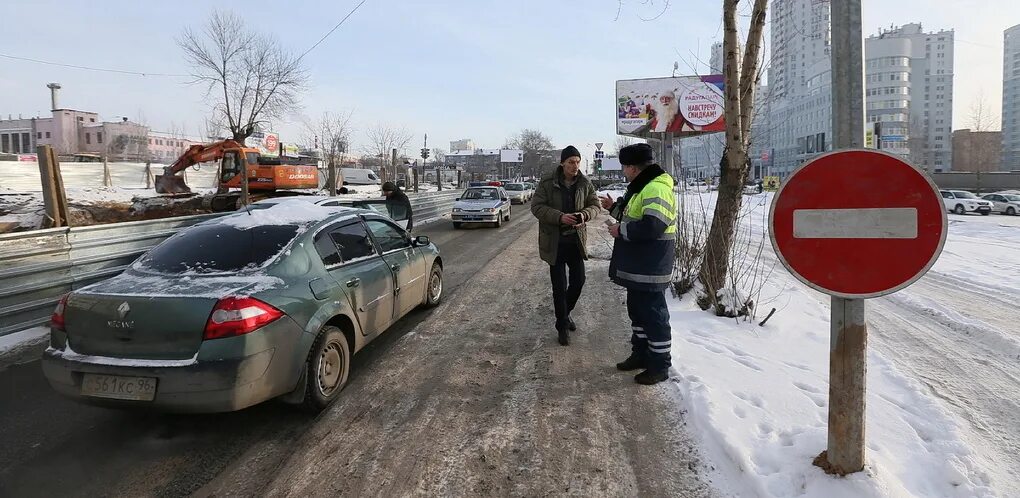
[792,208,918,239]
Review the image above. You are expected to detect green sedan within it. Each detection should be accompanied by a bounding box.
[42,202,443,413]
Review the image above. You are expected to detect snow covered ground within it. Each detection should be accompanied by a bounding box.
[0,160,388,231]
[664,192,1018,497]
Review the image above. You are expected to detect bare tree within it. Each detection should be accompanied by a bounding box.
[179,10,308,143]
[968,89,1000,132]
[614,135,637,155]
[505,128,555,178]
[363,124,413,181]
[308,111,354,195]
[698,0,769,314]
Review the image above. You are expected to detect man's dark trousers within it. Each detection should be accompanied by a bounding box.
[550,240,585,328]
[627,288,671,371]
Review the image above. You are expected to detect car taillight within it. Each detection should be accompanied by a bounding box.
[51,294,69,332]
[203,296,284,340]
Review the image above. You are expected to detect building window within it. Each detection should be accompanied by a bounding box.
[37,132,42,139]
[77,117,83,122]
[45,131,50,138]
[97,132,103,144]
[0,134,8,153]
[85,133,91,145]
[89,118,95,123]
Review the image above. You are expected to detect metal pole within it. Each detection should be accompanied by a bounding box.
[822,0,867,476]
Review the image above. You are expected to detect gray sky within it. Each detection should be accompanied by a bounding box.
[0,0,1016,164]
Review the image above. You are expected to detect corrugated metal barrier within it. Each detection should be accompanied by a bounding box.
[0,190,461,337]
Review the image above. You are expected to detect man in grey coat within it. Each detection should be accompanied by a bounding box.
[531,146,601,346]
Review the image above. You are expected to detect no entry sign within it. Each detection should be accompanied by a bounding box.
[769,149,947,299]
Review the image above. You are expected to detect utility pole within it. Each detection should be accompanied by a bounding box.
[819,0,867,476]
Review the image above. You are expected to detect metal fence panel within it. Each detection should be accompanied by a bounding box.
[0,192,460,337]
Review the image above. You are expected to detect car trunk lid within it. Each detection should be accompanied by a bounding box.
[65,271,282,360]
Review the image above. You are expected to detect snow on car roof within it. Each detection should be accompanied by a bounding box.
[220,200,356,229]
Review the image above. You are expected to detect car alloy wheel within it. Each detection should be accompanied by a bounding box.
[954,204,965,215]
[1008,207,1016,216]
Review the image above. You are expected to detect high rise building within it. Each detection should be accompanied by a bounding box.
[762,6,956,177]
[1003,24,1020,171]
[761,0,834,178]
[866,23,954,171]
[709,42,723,74]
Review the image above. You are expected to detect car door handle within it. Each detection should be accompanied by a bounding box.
[391,264,400,272]
[346,278,361,288]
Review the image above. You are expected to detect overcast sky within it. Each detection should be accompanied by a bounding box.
[1,0,1017,164]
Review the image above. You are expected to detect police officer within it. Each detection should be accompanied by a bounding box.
[601,143,678,385]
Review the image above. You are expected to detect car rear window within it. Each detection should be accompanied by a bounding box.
[136,224,299,274]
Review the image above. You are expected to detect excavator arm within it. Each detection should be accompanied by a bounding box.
[154,139,245,194]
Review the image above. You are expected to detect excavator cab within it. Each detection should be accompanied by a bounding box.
[220,151,244,183]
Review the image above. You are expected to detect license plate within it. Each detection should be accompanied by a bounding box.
[81,374,157,401]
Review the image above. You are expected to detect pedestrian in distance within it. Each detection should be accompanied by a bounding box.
[382,181,414,232]
[531,145,601,346]
[601,143,678,385]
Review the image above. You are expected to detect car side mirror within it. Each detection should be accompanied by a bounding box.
[414,235,430,246]
[455,197,460,201]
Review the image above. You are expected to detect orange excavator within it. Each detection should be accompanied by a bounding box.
[155,139,320,211]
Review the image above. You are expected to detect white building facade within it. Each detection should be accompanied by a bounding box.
[1003,24,1020,171]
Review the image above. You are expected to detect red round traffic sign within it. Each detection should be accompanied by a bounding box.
[769,149,947,298]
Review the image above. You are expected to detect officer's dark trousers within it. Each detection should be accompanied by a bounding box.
[550,241,585,329]
[627,288,672,371]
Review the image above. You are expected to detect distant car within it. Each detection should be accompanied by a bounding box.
[599,183,629,192]
[42,203,443,413]
[503,183,530,204]
[451,186,512,228]
[982,193,1020,216]
[941,190,993,215]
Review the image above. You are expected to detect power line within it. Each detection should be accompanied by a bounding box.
[0,53,189,77]
[298,0,369,60]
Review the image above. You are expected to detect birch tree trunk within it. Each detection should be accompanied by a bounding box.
[698,0,769,313]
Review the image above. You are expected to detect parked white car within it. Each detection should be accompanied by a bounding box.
[503,183,531,204]
[981,193,1020,216]
[940,190,993,216]
[451,186,512,228]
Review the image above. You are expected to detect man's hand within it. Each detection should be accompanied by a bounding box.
[560,213,580,225]
[600,195,614,210]
[608,223,622,238]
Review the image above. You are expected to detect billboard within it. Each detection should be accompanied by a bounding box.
[600,157,622,171]
[500,149,524,163]
[246,131,280,157]
[616,75,725,138]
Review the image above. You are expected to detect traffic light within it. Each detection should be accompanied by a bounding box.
[421,148,430,159]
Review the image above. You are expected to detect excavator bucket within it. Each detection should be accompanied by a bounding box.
[154,174,192,194]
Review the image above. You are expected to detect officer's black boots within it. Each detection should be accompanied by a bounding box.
[615,354,645,371]
[634,369,669,385]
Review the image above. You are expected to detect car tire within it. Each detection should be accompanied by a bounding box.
[504,208,511,222]
[954,204,966,215]
[495,215,502,228]
[303,326,350,412]
[453,222,462,229]
[1008,207,1017,216]
[423,262,443,308]
[981,211,990,216]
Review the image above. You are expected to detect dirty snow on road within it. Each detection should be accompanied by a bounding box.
[665,192,1016,497]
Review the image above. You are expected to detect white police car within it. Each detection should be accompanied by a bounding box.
[451,186,512,228]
